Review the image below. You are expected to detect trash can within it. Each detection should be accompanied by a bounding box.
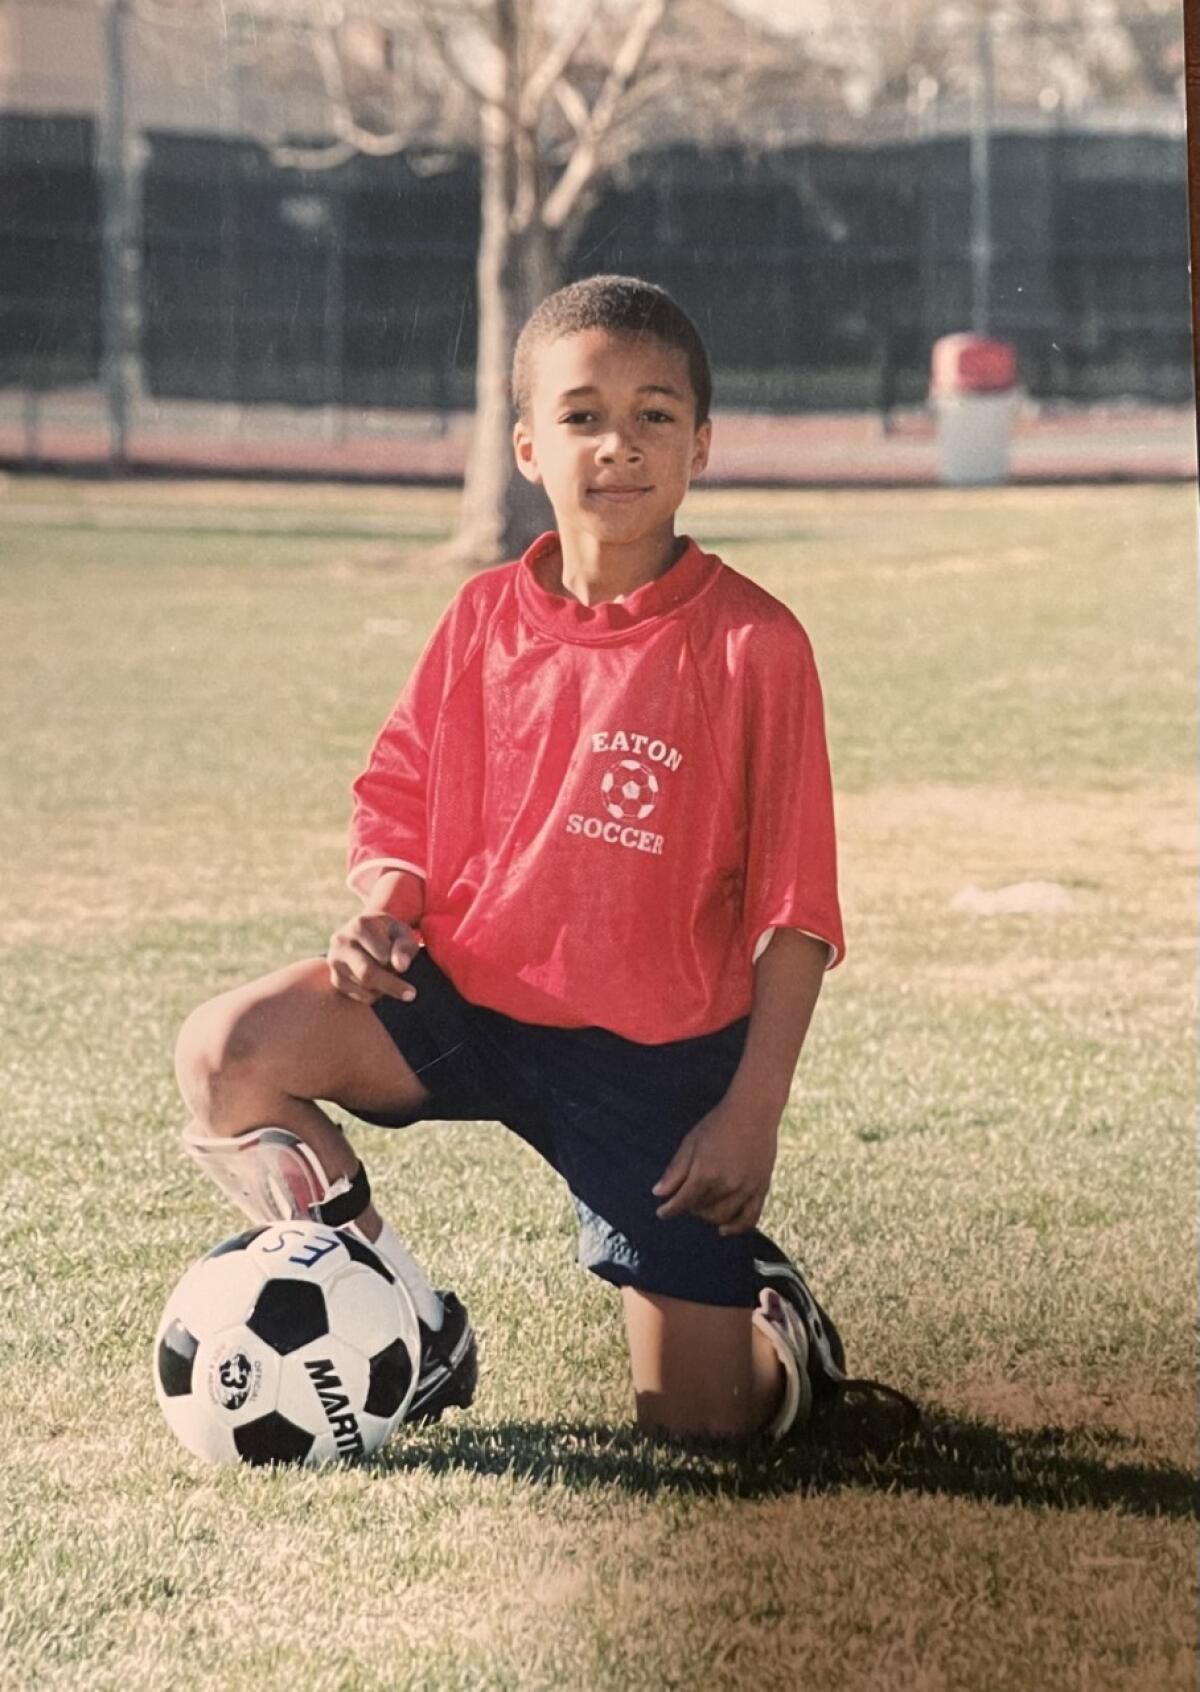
[930,334,1019,486]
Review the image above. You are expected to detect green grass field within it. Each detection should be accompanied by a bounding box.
[1,477,1196,1691]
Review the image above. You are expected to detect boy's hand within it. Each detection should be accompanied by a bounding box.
[327,913,420,1005]
[651,1090,783,1236]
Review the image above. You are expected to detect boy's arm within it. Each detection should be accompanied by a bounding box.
[652,927,827,1233]
[725,927,828,1117]
[359,866,425,927]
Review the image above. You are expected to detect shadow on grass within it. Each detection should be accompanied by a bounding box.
[377,1408,1199,1521]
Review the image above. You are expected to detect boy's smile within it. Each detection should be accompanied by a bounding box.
[513,327,712,604]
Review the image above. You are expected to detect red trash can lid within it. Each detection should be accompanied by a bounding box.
[931,334,1017,394]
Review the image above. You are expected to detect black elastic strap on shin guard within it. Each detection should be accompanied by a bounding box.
[311,1161,371,1228]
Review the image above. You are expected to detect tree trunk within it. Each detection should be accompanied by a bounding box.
[436,5,563,570]
[439,134,562,567]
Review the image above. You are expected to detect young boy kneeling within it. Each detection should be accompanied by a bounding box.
[175,275,852,1444]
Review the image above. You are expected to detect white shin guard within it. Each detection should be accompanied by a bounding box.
[181,1125,364,1228]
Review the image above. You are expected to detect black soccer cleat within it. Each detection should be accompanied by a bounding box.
[405,1290,478,1425]
[753,1239,922,1438]
[752,1239,848,1415]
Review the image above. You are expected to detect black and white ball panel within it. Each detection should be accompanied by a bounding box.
[152,1221,420,1467]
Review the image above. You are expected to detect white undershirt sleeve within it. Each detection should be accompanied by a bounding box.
[752,925,840,968]
[345,857,428,901]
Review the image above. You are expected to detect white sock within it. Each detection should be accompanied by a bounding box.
[350,1215,444,1332]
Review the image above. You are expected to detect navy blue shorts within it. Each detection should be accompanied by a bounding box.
[350,947,767,1308]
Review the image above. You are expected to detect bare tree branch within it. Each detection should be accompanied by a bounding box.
[541,0,669,229]
[552,73,590,141]
[263,28,411,163]
[519,0,593,125]
[416,7,501,107]
[268,135,359,166]
[311,26,410,145]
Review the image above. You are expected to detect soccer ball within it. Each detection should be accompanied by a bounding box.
[153,1221,421,1467]
[600,758,659,821]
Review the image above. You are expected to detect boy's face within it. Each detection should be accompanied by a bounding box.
[513,328,711,545]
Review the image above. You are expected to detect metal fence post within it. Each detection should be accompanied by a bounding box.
[99,0,143,471]
[970,16,994,335]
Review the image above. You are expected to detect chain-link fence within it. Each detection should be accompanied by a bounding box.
[0,0,1191,469]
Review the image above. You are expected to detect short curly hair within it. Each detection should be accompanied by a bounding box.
[511,274,712,426]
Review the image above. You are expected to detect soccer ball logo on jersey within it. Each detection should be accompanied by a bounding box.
[600,759,659,821]
[565,729,680,857]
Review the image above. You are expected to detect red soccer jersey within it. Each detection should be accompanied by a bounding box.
[348,530,844,1044]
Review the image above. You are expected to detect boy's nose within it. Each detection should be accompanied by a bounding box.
[597,431,643,461]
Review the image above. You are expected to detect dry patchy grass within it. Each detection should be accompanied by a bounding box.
[1,479,1195,1692]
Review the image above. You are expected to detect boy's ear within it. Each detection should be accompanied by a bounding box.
[512,420,543,485]
[690,418,713,480]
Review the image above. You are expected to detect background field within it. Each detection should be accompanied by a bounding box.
[0,478,1196,1691]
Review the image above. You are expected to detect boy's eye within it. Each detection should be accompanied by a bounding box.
[559,410,674,425]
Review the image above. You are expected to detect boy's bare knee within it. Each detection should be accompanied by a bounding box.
[174,995,263,1128]
[174,998,225,1119]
